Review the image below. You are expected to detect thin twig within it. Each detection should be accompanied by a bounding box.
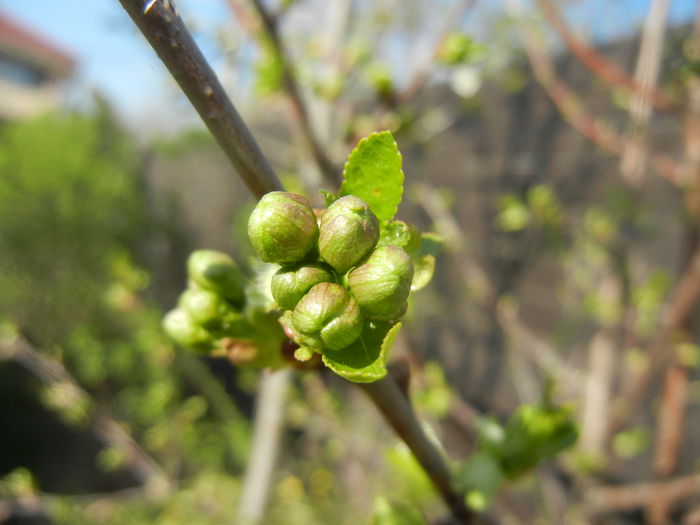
[243,0,340,186]
[586,474,700,514]
[536,0,673,111]
[118,0,283,199]
[513,6,682,186]
[359,375,484,525]
[609,243,700,435]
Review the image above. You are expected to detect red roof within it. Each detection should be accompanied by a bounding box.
[0,10,75,78]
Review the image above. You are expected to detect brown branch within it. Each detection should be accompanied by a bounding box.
[241,0,340,186]
[0,337,172,498]
[586,474,700,514]
[516,14,682,186]
[609,244,700,435]
[536,0,673,111]
[359,376,487,525]
[118,0,283,199]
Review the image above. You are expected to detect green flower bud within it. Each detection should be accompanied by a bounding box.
[292,282,364,350]
[178,288,249,335]
[319,195,380,274]
[188,250,245,306]
[271,262,336,310]
[163,308,214,351]
[248,192,319,265]
[347,246,414,321]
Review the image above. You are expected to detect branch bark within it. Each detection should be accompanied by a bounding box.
[118,0,283,199]
[359,375,485,525]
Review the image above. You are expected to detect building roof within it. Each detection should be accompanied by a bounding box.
[0,10,75,78]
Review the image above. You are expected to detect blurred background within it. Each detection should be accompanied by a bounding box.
[0,0,699,523]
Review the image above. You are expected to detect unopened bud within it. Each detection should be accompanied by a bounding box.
[271,262,336,310]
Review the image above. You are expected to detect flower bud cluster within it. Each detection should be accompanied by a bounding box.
[248,192,414,355]
[163,250,252,355]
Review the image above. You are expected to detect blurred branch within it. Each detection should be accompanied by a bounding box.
[586,474,700,514]
[397,0,477,103]
[232,0,340,186]
[535,0,673,111]
[610,243,700,435]
[620,0,672,184]
[237,368,291,525]
[118,0,283,199]
[513,8,682,186]
[0,337,172,498]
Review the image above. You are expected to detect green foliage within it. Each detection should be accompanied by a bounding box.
[0,110,142,344]
[340,131,404,222]
[438,33,486,65]
[456,401,578,510]
[255,39,284,96]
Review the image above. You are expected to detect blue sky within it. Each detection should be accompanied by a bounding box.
[0,0,696,133]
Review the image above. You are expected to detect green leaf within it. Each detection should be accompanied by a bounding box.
[322,321,401,383]
[340,131,404,222]
[319,189,338,207]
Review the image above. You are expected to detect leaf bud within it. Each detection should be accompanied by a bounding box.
[347,246,414,321]
[248,192,319,265]
[319,195,380,274]
[292,282,364,350]
[271,262,336,310]
[163,308,214,351]
[188,250,245,306]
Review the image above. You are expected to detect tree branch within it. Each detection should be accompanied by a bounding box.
[359,375,485,525]
[118,0,283,199]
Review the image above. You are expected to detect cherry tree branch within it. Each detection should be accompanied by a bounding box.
[118,4,481,524]
[118,0,283,199]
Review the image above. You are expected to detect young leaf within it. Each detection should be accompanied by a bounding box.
[322,321,401,383]
[319,189,338,207]
[340,131,404,222]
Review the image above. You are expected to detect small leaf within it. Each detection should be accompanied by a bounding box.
[411,255,435,292]
[340,131,404,222]
[319,189,338,207]
[322,321,401,383]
